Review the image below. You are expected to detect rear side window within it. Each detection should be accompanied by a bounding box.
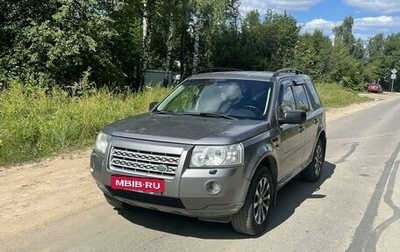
[305,79,322,109]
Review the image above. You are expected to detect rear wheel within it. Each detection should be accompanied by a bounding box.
[231,167,274,236]
[301,139,324,182]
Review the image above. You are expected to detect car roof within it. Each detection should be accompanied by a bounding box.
[187,71,275,82]
[186,70,306,82]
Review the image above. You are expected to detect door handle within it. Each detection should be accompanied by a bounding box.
[298,126,305,133]
[313,118,319,124]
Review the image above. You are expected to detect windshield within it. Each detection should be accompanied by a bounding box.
[157,78,273,120]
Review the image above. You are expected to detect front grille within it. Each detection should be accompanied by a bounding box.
[109,147,180,178]
[107,187,185,209]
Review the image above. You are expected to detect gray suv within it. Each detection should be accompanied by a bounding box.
[90,68,326,236]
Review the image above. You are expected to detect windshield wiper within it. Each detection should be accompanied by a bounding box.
[156,111,236,119]
[153,110,180,115]
[181,112,236,120]
[200,112,236,120]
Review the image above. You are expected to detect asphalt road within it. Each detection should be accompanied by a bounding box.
[2,95,400,252]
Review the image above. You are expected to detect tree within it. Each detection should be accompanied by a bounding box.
[107,0,143,88]
[331,16,365,89]
[0,0,59,80]
[0,0,119,86]
[378,33,400,90]
[288,30,333,81]
[188,0,229,73]
[263,11,300,70]
[208,0,243,69]
[364,33,385,83]
[366,33,385,60]
[333,16,355,55]
[352,38,365,60]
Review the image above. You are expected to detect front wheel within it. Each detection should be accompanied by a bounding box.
[231,167,274,236]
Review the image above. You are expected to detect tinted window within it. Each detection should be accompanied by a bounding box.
[293,85,311,112]
[305,79,322,109]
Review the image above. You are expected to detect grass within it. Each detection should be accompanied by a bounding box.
[0,83,171,166]
[315,82,371,108]
[0,81,371,166]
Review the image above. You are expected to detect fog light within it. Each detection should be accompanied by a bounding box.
[204,180,222,195]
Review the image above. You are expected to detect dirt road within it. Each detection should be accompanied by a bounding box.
[0,92,396,241]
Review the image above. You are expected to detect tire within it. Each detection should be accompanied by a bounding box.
[231,167,274,236]
[104,193,128,209]
[301,139,325,182]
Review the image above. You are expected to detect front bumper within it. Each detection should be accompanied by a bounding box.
[90,149,250,221]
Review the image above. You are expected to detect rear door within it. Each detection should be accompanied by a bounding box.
[292,76,320,166]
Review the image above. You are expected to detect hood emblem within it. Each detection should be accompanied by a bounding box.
[156,165,168,172]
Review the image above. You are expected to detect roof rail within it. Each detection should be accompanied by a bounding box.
[271,68,304,81]
[193,67,243,75]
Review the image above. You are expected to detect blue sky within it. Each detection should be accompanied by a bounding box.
[239,0,400,41]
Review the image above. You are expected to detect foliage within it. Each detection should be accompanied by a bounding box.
[0,81,171,166]
[287,30,332,82]
[1,1,400,91]
[0,0,120,87]
[315,82,371,108]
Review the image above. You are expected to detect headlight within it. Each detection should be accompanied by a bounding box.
[190,144,244,167]
[94,132,111,154]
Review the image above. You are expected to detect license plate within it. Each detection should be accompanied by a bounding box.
[111,176,165,193]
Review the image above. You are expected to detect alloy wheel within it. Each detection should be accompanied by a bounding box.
[253,177,271,224]
[314,143,323,176]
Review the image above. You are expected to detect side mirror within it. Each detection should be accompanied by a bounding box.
[278,110,306,124]
[149,102,158,111]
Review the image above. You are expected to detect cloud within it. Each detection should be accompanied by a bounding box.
[300,16,400,40]
[344,0,400,14]
[240,0,323,13]
[300,18,337,34]
[354,16,400,30]
[353,16,400,39]
[268,0,324,10]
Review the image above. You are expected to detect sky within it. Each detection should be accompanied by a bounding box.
[239,0,400,41]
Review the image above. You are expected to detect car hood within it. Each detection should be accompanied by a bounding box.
[102,113,270,145]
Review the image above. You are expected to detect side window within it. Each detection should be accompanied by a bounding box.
[279,85,295,118]
[305,79,322,109]
[293,85,311,112]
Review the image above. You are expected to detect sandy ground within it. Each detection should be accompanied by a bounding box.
[0,92,397,241]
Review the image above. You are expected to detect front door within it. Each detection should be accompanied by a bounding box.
[277,80,306,181]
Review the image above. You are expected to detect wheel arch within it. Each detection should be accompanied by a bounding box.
[319,130,327,159]
[258,155,278,185]
[247,153,279,205]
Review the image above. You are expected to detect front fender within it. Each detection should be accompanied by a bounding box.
[242,131,280,182]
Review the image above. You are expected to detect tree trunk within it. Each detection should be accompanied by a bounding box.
[192,12,200,74]
[141,0,152,88]
[164,13,174,86]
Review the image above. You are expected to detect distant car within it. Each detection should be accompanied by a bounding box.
[368,83,383,93]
